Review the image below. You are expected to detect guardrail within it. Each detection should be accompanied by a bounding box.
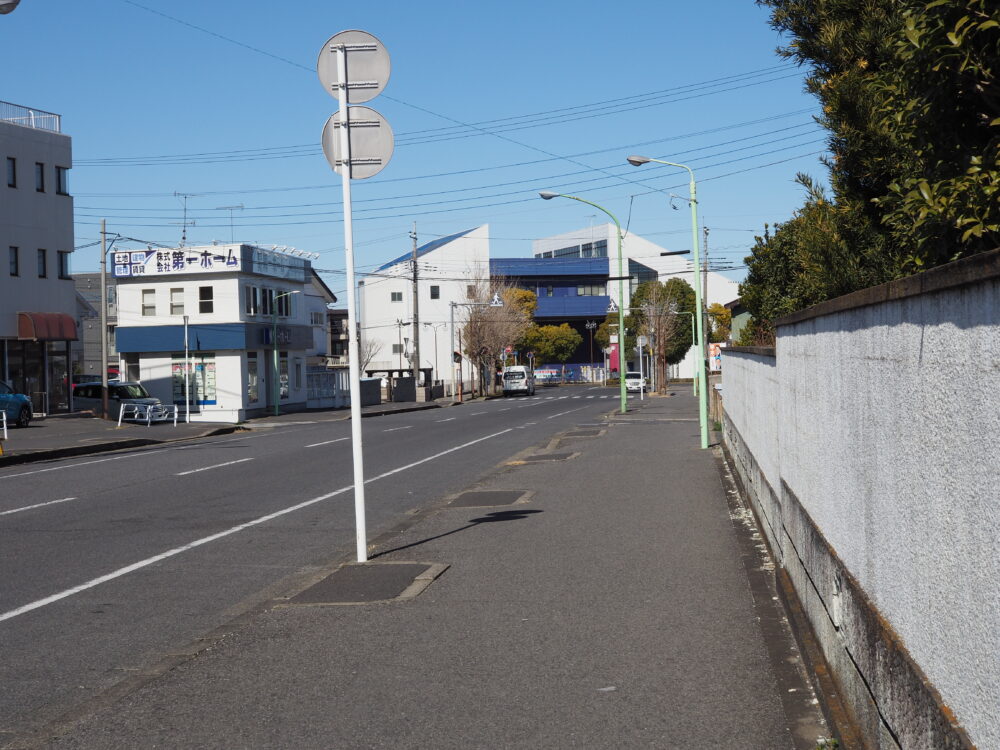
[117,403,178,427]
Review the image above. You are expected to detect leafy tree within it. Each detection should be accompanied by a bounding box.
[522,324,582,382]
[743,0,999,333]
[628,278,696,392]
[875,0,1000,267]
[707,302,732,343]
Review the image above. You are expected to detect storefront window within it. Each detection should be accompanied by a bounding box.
[279,352,289,399]
[247,353,259,402]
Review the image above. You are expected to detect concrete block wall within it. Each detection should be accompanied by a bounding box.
[721,249,1000,750]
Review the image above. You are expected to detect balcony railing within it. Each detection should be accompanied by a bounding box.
[0,101,62,133]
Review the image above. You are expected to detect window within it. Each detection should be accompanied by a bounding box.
[141,289,156,316]
[170,288,184,315]
[247,353,259,402]
[546,285,553,297]
[430,285,440,300]
[392,344,403,354]
[6,157,15,188]
[56,166,69,195]
[199,286,214,313]
[554,245,580,258]
[466,285,475,300]
[276,291,292,317]
[37,249,47,277]
[58,251,71,279]
[261,288,274,316]
[279,353,289,399]
[311,311,325,325]
[35,162,44,192]
[391,291,403,302]
[576,283,606,296]
[244,286,259,316]
[9,246,18,276]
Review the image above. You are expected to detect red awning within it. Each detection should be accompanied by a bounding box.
[17,312,78,341]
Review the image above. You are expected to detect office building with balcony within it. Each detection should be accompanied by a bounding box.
[0,101,77,413]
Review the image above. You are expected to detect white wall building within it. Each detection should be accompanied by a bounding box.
[360,225,490,388]
[114,243,330,422]
[1,101,77,413]
[533,224,739,379]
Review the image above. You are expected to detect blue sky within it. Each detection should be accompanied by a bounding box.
[3,0,825,297]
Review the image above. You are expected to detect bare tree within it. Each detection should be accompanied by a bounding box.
[461,277,533,395]
[358,336,383,373]
[636,287,683,395]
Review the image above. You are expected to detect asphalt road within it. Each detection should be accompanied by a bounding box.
[0,387,630,740]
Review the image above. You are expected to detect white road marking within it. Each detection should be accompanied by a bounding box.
[0,431,273,481]
[546,406,589,420]
[499,408,511,412]
[470,412,485,416]
[383,426,412,432]
[305,437,350,447]
[586,396,595,399]
[0,497,77,517]
[0,428,514,623]
[435,417,457,422]
[176,458,255,476]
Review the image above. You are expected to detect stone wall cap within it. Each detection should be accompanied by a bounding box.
[775,246,1000,327]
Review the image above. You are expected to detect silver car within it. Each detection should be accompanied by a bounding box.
[73,381,166,419]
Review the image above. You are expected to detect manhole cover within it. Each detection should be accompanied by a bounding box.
[519,452,576,462]
[449,490,530,507]
[287,562,447,605]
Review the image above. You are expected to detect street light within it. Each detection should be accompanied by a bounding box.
[626,155,708,449]
[539,191,627,414]
[423,321,446,384]
[272,290,301,416]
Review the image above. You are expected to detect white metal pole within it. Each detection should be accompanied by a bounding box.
[449,302,456,400]
[338,45,368,563]
[638,341,644,401]
[183,315,190,423]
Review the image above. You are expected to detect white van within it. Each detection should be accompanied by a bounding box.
[502,366,535,397]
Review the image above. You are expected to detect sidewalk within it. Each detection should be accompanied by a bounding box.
[0,399,448,466]
[40,395,834,749]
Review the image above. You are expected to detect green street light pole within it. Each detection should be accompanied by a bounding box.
[627,156,708,448]
[272,290,300,416]
[539,191,627,414]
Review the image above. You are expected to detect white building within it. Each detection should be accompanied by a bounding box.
[533,224,739,379]
[1,101,77,413]
[113,243,333,422]
[360,225,490,388]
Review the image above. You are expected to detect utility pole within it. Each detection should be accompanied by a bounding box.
[99,220,109,420]
[410,222,421,385]
[702,225,710,351]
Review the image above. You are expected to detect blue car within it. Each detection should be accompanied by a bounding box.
[0,380,32,428]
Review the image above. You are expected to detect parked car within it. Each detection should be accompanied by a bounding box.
[73,381,167,419]
[624,371,646,393]
[0,380,32,427]
[502,366,535,396]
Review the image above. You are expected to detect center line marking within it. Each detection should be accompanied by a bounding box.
[0,428,513,624]
[306,437,350,447]
[546,406,589,419]
[383,426,412,432]
[436,417,456,422]
[471,412,485,415]
[1,497,77,516]
[176,458,254,476]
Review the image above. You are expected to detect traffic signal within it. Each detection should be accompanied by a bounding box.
[453,351,462,363]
